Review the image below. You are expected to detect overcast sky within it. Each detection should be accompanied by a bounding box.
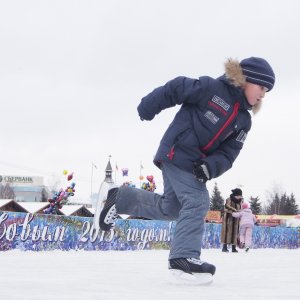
[0,0,299,205]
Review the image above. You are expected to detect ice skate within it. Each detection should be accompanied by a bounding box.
[168,258,216,285]
[99,188,119,231]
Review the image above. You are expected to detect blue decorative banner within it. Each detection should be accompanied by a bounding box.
[0,211,298,251]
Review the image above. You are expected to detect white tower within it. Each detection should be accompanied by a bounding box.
[93,156,117,229]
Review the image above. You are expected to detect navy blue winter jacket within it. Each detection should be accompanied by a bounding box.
[137,75,252,179]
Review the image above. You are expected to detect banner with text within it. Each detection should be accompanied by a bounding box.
[0,211,298,251]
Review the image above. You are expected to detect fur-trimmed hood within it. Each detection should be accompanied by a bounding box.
[222,58,261,113]
[224,58,246,88]
[216,59,251,111]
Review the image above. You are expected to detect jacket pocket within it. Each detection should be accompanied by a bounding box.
[167,128,191,160]
[174,128,191,144]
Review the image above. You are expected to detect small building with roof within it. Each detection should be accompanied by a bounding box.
[0,199,28,213]
[19,202,53,215]
[59,205,94,217]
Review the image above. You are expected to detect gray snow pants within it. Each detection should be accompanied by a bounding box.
[115,161,210,259]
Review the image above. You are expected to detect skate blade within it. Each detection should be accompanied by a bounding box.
[169,269,213,286]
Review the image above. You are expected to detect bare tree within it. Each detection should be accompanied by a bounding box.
[0,183,15,199]
[46,174,62,195]
[41,187,49,202]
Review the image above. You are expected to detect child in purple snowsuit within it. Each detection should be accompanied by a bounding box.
[232,202,257,251]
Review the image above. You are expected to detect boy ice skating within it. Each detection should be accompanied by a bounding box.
[232,201,257,251]
[97,57,275,282]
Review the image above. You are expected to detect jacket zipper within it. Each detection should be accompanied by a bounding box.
[201,102,240,152]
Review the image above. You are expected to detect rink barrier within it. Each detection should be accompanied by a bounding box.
[0,211,298,251]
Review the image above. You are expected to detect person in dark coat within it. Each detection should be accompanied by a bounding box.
[98,57,275,279]
[221,188,244,252]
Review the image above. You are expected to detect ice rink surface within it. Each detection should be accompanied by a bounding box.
[0,249,299,300]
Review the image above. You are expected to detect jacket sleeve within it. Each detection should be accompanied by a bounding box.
[202,122,252,179]
[224,199,238,212]
[232,211,242,218]
[137,76,208,121]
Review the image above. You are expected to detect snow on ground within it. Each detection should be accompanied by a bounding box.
[0,249,299,300]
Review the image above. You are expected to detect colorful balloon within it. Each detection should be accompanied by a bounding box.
[67,172,73,181]
[44,171,76,215]
[146,175,154,182]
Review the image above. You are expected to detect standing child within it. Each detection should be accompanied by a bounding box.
[232,201,257,251]
[97,57,275,281]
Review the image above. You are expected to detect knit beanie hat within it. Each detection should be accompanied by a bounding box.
[240,57,275,91]
[242,202,249,209]
[231,188,243,197]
